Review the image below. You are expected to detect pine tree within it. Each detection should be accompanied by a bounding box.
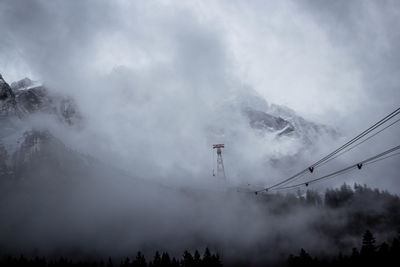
[161,252,171,267]
[299,248,312,265]
[203,248,212,266]
[121,257,131,267]
[182,250,194,267]
[152,251,161,267]
[211,253,222,267]
[361,230,376,256]
[171,257,180,267]
[193,250,201,267]
[133,251,147,267]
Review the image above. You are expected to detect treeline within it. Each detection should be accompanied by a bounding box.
[1,184,400,266]
[260,183,400,210]
[0,248,222,267]
[288,229,400,267]
[260,183,400,245]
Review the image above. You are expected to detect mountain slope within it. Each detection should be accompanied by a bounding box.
[0,75,80,124]
[228,87,337,142]
[0,74,337,185]
[0,74,21,117]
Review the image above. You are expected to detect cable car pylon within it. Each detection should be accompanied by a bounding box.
[212,144,226,180]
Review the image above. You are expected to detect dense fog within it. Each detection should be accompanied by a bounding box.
[0,0,399,265]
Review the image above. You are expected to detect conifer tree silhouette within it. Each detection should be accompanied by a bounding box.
[193,250,201,267]
[211,253,223,267]
[361,229,376,255]
[133,251,147,267]
[161,252,171,267]
[171,257,180,267]
[121,257,131,267]
[182,250,194,267]
[203,247,212,266]
[152,251,161,267]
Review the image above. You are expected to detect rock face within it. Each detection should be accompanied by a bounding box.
[0,75,82,178]
[10,77,36,90]
[234,88,337,142]
[12,131,54,168]
[243,107,295,135]
[0,128,110,183]
[0,74,19,116]
[0,75,80,124]
[0,74,15,99]
[10,130,87,178]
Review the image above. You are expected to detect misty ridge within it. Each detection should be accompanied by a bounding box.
[1,0,400,266]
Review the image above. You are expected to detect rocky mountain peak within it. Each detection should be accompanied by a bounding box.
[0,74,18,117]
[0,74,15,101]
[10,77,36,90]
[0,75,80,123]
[243,107,294,134]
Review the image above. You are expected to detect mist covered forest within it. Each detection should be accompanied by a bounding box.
[1,180,400,266]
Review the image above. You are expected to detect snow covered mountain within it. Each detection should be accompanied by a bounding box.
[224,87,337,144]
[0,74,80,124]
[243,103,337,144]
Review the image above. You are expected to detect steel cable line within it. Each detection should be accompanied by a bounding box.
[364,152,400,165]
[271,145,400,191]
[273,151,400,192]
[255,107,400,193]
[272,168,356,192]
[317,117,400,168]
[306,108,400,167]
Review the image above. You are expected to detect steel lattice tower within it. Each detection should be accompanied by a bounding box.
[213,144,226,180]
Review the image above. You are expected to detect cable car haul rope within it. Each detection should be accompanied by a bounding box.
[271,145,400,191]
[254,106,400,194]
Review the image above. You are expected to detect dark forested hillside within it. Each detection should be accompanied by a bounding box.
[0,182,399,266]
[288,229,400,267]
[258,183,400,252]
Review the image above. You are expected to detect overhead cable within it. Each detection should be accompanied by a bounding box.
[255,107,400,193]
[270,144,400,191]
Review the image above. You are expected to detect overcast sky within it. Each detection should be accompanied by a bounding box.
[1,0,399,119]
[0,0,399,191]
